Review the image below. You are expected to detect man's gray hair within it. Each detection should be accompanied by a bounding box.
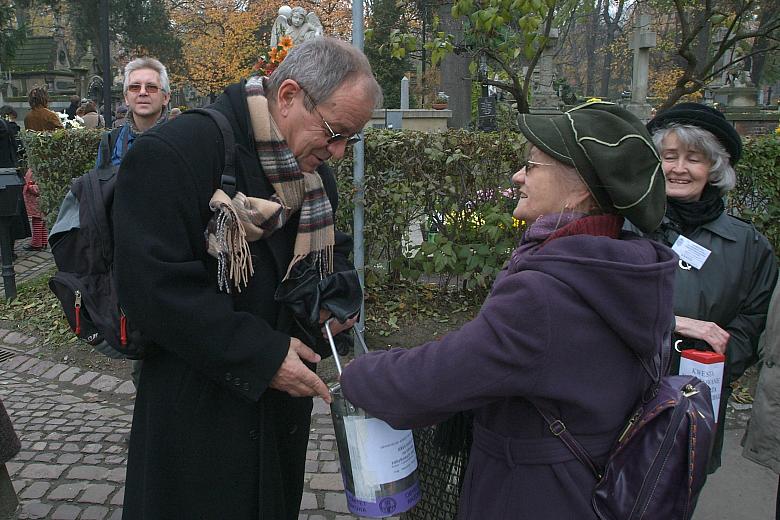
[123,57,170,94]
[266,37,382,109]
[653,124,736,194]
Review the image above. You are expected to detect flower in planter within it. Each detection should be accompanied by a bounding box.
[252,36,294,76]
[435,91,449,104]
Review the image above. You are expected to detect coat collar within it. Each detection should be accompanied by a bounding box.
[698,212,739,242]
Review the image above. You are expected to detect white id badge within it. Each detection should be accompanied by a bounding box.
[671,235,711,270]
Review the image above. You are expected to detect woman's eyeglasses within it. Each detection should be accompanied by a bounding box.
[521,159,554,171]
[299,85,361,146]
[127,83,161,94]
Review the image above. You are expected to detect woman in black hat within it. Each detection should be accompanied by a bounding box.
[644,103,778,473]
[339,102,678,519]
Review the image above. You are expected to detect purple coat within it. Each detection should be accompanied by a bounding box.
[341,232,677,519]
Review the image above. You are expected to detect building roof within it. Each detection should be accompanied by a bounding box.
[9,36,57,72]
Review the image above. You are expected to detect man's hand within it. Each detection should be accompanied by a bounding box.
[319,310,358,337]
[269,338,332,403]
[675,316,730,354]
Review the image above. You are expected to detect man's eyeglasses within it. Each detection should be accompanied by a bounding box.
[298,85,361,146]
[127,83,161,94]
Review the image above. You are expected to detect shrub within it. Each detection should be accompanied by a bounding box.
[20,128,103,226]
[729,133,780,252]
[332,128,525,295]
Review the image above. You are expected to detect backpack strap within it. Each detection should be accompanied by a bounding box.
[185,108,237,197]
[528,399,602,480]
[99,127,124,169]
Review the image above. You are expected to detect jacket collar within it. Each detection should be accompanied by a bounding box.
[698,212,738,242]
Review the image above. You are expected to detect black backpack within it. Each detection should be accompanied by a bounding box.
[48,108,237,359]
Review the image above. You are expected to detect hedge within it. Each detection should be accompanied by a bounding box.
[20,128,779,294]
[19,128,104,227]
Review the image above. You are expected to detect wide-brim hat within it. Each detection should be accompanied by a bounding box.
[517,101,665,233]
[646,102,741,164]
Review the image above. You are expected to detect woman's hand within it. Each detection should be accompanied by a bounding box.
[674,316,730,354]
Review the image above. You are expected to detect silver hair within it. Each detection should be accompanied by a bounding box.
[652,124,736,194]
[123,57,170,94]
[266,37,383,110]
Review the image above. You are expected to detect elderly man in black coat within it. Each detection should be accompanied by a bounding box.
[113,37,382,519]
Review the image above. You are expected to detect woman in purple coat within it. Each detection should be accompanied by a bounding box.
[340,102,678,519]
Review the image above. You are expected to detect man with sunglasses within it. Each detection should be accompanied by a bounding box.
[94,57,170,394]
[113,37,382,519]
[96,57,170,167]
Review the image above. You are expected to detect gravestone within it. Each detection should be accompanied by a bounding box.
[625,14,655,123]
[400,77,409,110]
[530,28,561,114]
[477,96,497,131]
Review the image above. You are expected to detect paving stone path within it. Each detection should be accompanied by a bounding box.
[1,337,404,520]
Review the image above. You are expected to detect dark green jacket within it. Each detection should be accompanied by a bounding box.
[646,212,777,381]
[634,209,777,472]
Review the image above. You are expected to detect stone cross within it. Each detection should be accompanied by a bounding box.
[630,14,656,106]
[531,28,560,113]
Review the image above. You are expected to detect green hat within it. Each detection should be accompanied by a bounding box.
[517,101,665,233]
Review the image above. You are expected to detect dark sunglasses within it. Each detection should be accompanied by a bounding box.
[127,83,161,94]
[299,85,361,146]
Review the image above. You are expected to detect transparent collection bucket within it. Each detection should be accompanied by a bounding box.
[325,321,421,517]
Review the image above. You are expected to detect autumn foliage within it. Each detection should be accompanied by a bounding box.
[168,0,352,98]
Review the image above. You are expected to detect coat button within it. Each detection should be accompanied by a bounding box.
[766,360,775,368]
[242,382,249,391]
[233,377,241,386]
[225,372,232,382]
[289,424,298,435]
[249,429,258,440]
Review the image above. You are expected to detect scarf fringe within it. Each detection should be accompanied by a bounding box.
[208,192,254,293]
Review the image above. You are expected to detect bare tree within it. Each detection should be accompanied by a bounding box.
[659,0,780,110]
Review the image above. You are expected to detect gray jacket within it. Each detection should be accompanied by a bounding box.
[743,282,780,473]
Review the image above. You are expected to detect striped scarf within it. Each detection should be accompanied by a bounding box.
[206,77,334,293]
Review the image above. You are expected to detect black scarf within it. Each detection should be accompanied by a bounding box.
[665,183,724,234]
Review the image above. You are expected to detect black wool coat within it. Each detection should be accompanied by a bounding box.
[114,83,352,519]
[0,398,20,464]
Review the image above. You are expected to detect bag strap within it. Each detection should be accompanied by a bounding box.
[185,108,237,197]
[529,399,602,480]
[99,127,125,169]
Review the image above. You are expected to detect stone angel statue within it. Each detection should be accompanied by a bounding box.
[270,5,324,47]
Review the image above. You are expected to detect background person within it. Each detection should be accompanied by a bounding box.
[96,57,170,166]
[113,37,381,519]
[644,103,778,473]
[743,281,780,520]
[80,100,104,129]
[0,109,31,258]
[65,94,81,120]
[112,104,128,129]
[23,86,63,131]
[340,102,675,519]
